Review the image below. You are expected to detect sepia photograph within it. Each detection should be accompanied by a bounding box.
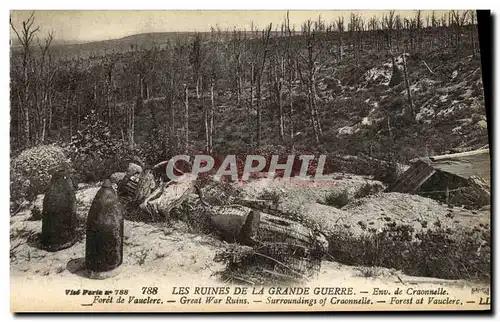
[9,9,491,312]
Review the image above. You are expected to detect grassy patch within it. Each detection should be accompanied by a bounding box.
[258,190,282,206]
[354,182,382,199]
[327,223,490,281]
[324,189,350,208]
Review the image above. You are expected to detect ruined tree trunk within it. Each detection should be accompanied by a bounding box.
[278,57,285,142]
[22,64,31,146]
[203,77,209,152]
[23,104,30,147]
[48,94,53,133]
[204,76,215,153]
[402,53,415,121]
[140,77,144,99]
[338,34,343,61]
[209,79,215,153]
[236,55,242,104]
[307,82,321,144]
[195,75,201,100]
[184,85,189,153]
[278,83,284,142]
[311,78,322,137]
[288,70,294,151]
[256,75,262,147]
[248,62,255,145]
[169,78,175,137]
[287,12,295,151]
[255,24,272,148]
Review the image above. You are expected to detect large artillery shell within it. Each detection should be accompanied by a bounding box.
[41,169,78,252]
[85,179,124,279]
[237,210,261,246]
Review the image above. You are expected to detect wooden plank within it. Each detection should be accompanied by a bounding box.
[390,161,436,193]
[411,168,436,193]
[430,149,489,161]
[390,162,423,192]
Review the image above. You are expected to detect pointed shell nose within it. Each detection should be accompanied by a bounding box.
[102,179,113,188]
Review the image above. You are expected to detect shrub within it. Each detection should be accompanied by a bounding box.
[10,144,73,210]
[69,110,131,183]
[324,189,350,208]
[195,177,243,206]
[354,182,383,199]
[355,266,382,278]
[327,224,490,281]
[136,127,179,168]
[258,190,281,206]
[373,161,401,188]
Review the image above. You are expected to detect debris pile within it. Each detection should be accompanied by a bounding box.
[111,163,327,284]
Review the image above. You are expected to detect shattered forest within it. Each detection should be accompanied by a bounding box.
[10,10,490,287]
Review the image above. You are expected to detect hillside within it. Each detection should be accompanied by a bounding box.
[11,32,201,58]
[11,31,288,59]
[134,43,487,167]
[10,24,488,185]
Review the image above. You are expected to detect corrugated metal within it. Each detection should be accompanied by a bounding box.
[389,149,491,193]
[425,151,491,185]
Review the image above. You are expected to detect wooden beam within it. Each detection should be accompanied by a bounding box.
[430,149,489,161]
[389,161,436,193]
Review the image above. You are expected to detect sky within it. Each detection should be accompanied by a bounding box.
[10,10,457,43]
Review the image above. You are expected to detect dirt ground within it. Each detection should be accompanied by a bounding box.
[10,208,488,299]
[11,178,490,289]
[239,174,490,238]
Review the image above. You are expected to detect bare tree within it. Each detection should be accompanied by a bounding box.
[35,30,56,143]
[414,10,423,51]
[103,54,118,125]
[165,42,179,139]
[184,84,189,153]
[126,48,157,149]
[368,16,380,49]
[231,29,244,104]
[204,36,223,154]
[431,11,439,28]
[286,11,295,150]
[430,11,439,48]
[189,33,206,99]
[10,11,40,147]
[348,13,362,66]
[335,16,345,61]
[451,10,469,49]
[382,10,396,50]
[271,41,285,142]
[394,14,402,51]
[298,19,324,143]
[469,10,477,57]
[401,52,415,121]
[207,77,215,153]
[254,23,272,147]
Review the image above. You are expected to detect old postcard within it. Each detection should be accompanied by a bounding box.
[9,10,491,312]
